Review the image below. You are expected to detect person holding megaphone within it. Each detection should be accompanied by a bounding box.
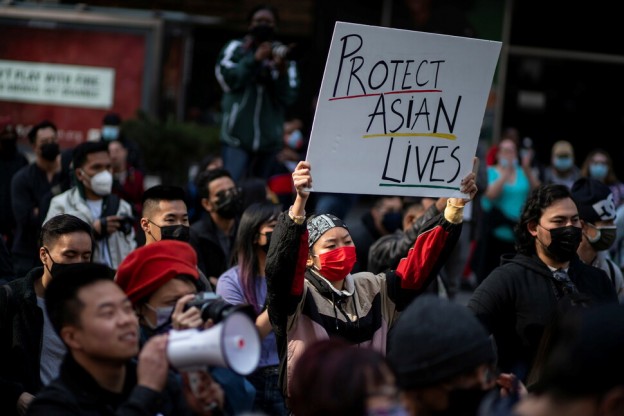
[26,262,203,415]
[115,240,259,415]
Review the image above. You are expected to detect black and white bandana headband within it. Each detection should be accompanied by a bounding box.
[307,214,349,248]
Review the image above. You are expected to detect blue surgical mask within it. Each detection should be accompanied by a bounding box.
[589,163,608,180]
[101,126,120,141]
[554,156,573,171]
[499,158,518,168]
[286,129,303,150]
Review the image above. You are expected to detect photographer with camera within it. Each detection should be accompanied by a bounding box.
[115,240,256,415]
[215,3,299,182]
[44,141,136,270]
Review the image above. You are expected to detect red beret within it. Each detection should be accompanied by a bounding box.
[115,240,199,304]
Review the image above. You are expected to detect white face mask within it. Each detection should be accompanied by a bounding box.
[82,169,113,196]
[144,304,174,331]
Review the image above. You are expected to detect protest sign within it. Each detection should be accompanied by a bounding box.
[306,22,501,198]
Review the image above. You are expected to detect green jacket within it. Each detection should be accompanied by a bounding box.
[215,38,299,153]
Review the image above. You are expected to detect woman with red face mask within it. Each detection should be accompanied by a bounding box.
[265,160,478,409]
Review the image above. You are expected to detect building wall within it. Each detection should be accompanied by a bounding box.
[80,0,315,36]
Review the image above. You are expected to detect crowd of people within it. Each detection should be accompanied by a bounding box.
[2,3,624,416]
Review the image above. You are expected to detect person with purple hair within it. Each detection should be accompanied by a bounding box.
[215,200,286,416]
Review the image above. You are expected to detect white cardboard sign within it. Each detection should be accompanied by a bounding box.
[306,22,501,198]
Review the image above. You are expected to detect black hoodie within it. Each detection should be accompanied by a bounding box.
[468,253,617,380]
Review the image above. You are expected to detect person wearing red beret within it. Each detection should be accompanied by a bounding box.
[115,240,256,415]
[115,240,224,413]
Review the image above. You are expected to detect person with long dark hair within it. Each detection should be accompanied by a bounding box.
[216,201,286,415]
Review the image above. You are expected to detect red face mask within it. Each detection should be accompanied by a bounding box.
[315,246,357,281]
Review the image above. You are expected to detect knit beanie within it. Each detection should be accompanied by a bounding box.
[307,214,349,248]
[570,177,616,223]
[115,240,199,304]
[387,295,495,389]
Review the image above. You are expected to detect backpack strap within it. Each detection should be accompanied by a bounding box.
[102,193,121,217]
[98,194,121,238]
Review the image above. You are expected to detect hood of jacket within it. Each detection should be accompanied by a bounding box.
[498,252,564,279]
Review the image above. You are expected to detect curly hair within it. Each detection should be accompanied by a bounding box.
[515,184,573,255]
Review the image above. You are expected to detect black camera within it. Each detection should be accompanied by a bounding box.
[184,292,255,324]
[118,215,135,235]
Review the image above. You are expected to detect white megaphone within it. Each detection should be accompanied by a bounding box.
[166,311,261,375]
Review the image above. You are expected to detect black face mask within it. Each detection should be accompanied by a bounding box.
[260,231,272,253]
[544,225,582,262]
[161,224,190,242]
[586,225,617,252]
[44,248,79,277]
[215,189,243,220]
[382,211,402,233]
[40,142,60,162]
[430,387,492,416]
[149,221,190,242]
[249,24,275,43]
